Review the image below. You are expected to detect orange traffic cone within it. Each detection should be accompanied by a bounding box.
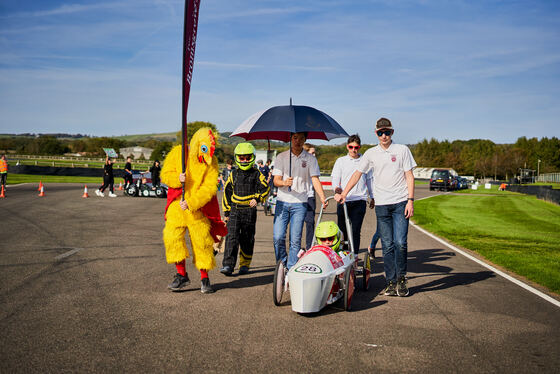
[38,181,43,191]
[38,184,45,197]
[118,182,123,191]
[0,185,5,198]
[82,185,89,198]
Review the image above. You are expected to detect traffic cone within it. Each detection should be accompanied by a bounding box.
[118,182,123,191]
[38,184,45,197]
[82,185,89,198]
[38,181,43,191]
[0,185,5,198]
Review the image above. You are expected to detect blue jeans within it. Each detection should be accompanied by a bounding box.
[375,200,409,282]
[273,200,307,269]
[369,220,380,249]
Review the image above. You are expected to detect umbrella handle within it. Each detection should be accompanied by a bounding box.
[288,148,291,192]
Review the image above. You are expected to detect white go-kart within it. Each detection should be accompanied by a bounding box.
[272,196,373,313]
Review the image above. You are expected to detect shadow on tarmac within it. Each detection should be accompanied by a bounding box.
[409,271,496,294]
[212,265,275,291]
[370,248,496,295]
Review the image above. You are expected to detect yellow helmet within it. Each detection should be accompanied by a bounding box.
[315,221,341,251]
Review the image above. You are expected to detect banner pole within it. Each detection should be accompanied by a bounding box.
[181,0,201,200]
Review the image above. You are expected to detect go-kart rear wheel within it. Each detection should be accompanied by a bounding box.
[126,185,138,197]
[141,186,150,197]
[155,186,166,198]
[273,260,286,306]
[344,268,355,311]
[362,252,372,291]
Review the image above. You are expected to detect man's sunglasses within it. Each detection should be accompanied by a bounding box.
[320,235,336,242]
[347,145,361,150]
[376,129,393,137]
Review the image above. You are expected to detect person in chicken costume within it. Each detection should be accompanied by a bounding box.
[161,128,227,293]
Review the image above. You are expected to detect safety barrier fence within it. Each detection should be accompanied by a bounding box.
[538,173,560,183]
[508,185,560,205]
[10,165,127,178]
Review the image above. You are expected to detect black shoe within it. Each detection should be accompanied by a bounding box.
[380,281,397,296]
[201,278,215,294]
[168,273,190,291]
[238,266,249,275]
[220,265,233,276]
[397,277,409,297]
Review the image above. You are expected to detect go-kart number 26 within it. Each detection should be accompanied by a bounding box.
[295,264,322,274]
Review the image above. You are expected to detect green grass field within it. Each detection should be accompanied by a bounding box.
[414,193,560,293]
[8,158,151,169]
[6,174,125,185]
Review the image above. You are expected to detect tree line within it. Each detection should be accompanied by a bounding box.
[410,137,560,179]
[2,126,558,180]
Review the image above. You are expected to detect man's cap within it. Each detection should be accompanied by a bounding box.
[376,117,393,130]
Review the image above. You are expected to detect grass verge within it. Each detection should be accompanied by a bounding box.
[414,194,560,294]
[7,174,125,185]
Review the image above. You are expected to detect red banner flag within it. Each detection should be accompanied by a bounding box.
[182,0,201,173]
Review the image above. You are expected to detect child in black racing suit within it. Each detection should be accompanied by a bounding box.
[220,142,269,276]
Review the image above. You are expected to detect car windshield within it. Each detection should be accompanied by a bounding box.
[432,170,449,178]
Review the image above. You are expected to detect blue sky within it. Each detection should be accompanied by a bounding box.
[1,0,559,145]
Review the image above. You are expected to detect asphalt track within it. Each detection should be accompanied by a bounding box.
[1,183,559,373]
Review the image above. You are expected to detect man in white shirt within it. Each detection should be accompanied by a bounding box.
[272,132,328,270]
[331,134,374,256]
[335,118,416,297]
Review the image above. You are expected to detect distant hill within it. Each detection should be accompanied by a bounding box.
[113,132,177,142]
[0,131,287,148]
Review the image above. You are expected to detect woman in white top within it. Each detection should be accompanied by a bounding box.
[331,134,374,256]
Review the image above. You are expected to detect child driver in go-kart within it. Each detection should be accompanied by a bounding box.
[314,221,349,256]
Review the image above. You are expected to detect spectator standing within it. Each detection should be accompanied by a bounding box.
[331,135,374,256]
[123,157,133,189]
[335,118,416,297]
[0,154,7,190]
[272,132,328,270]
[96,156,117,197]
[220,143,270,275]
[257,159,270,182]
[302,143,317,250]
[220,159,235,189]
[149,160,161,188]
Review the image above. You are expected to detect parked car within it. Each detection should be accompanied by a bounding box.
[457,177,469,190]
[429,169,456,191]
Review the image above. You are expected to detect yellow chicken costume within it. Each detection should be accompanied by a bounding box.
[161,128,227,293]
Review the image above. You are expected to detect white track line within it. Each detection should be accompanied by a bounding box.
[410,195,560,308]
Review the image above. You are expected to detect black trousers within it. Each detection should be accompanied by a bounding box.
[222,207,257,268]
[124,174,133,188]
[99,176,114,193]
[337,200,367,255]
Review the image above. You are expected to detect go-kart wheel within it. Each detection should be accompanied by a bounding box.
[155,186,166,198]
[141,188,150,197]
[344,268,355,311]
[273,260,286,306]
[126,185,138,197]
[362,252,372,291]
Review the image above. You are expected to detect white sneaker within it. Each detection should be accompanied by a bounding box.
[108,192,117,198]
[95,189,103,197]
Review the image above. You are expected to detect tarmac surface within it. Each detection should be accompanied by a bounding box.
[1,183,559,373]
